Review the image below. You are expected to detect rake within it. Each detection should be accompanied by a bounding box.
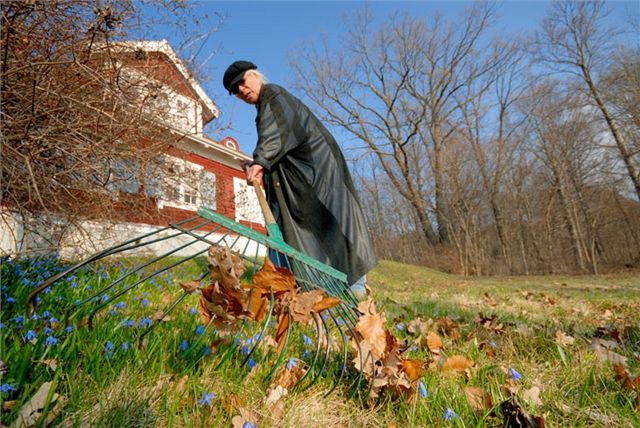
[26,180,372,396]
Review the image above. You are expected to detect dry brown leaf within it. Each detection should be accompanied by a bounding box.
[312,296,341,313]
[400,359,424,382]
[464,386,493,411]
[290,290,324,323]
[356,314,387,360]
[590,340,628,365]
[151,310,172,322]
[270,361,307,390]
[555,330,575,346]
[179,280,200,295]
[249,258,296,294]
[437,317,461,341]
[11,381,59,428]
[523,386,544,406]
[407,317,432,335]
[274,311,290,355]
[231,407,257,428]
[426,331,443,354]
[208,246,245,291]
[264,385,288,407]
[613,363,640,391]
[243,291,269,322]
[441,355,474,372]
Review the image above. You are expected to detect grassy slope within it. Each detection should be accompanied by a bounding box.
[2,258,639,427]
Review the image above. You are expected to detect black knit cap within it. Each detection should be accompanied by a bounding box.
[223,60,257,94]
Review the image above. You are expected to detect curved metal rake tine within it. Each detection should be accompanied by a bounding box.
[25,216,206,312]
[296,311,332,391]
[136,292,190,342]
[263,309,293,383]
[70,223,220,315]
[241,288,275,368]
[86,248,209,329]
[323,312,351,397]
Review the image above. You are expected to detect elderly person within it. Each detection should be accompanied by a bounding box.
[223,60,377,293]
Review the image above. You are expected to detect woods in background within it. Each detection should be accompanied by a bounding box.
[292,0,639,275]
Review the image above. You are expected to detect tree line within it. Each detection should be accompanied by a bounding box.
[291,1,639,275]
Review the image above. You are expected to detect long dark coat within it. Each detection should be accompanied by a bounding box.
[252,84,377,285]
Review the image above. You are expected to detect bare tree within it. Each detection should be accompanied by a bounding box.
[534,0,640,200]
[292,3,512,247]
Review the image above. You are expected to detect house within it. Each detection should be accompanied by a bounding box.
[0,40,265,259]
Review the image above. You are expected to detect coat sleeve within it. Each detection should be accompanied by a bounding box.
[253,95,301,170]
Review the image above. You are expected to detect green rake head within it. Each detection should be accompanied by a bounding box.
[26,206,373,396]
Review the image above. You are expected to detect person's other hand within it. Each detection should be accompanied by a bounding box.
[246,163,264,187]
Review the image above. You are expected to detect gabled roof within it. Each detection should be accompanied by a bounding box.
[107,40,219,123]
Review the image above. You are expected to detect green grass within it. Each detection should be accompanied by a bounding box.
[2,257,639,427]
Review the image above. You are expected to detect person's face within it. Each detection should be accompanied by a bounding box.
[233,72,262,104]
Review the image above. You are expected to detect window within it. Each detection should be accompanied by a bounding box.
[145,155,215,211]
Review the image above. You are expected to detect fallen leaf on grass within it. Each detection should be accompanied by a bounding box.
[464,386,492,411]
[554,330,574,346]
[590,340,627,365]
[522,386,543,406]
[34,359,58,370]
[407,317,432,336]
[613,363,640,391]
[231,407,258,428]
[180,280,200,294]
[425,331,443,354]
[479,342,497,358]
[441,355,474,373]
[356,298,388,359]
[437,316,461,341]
[264,385,288,407]
[400,359,424,382]
[10,381,60,428]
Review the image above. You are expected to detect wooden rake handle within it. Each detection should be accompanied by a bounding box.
[251,178,277,226]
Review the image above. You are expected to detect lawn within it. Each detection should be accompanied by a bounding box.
[1,256,638,427]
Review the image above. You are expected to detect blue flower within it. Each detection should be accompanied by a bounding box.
[247,358,256,369]
[104,341,114,352]
[30,313,40,321]
[0,322,4,329]
[302,334,312,347]
[286,358,297,370]
[395,322,405,331]
[121,319,134,328]
[1,383,16,393]
[302,350,310,359]
[137,317,152,328]
[241,346,249,356]
[141,298,149,308]
[418,381,428,398]
[509,368,522,381]
[121,342,130,350]
[13,315,24,325]
[5,297,15,304]
[189,307,197,316]
[44,336,58,347]
[194,325,205,335]
[242,422,256,428]
[109,309,117,316]
[100,294,109,303]
[23,329,37,342]
[43,327,53,335]
[180,339,188,351]
[43,286,52,294]
[64,325,75,333]
[443,407,458,421]
[114,302,126,309]
[201,346,211,356]
[197,391,216,407]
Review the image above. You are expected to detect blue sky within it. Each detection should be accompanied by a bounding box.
[141,1,638,155]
